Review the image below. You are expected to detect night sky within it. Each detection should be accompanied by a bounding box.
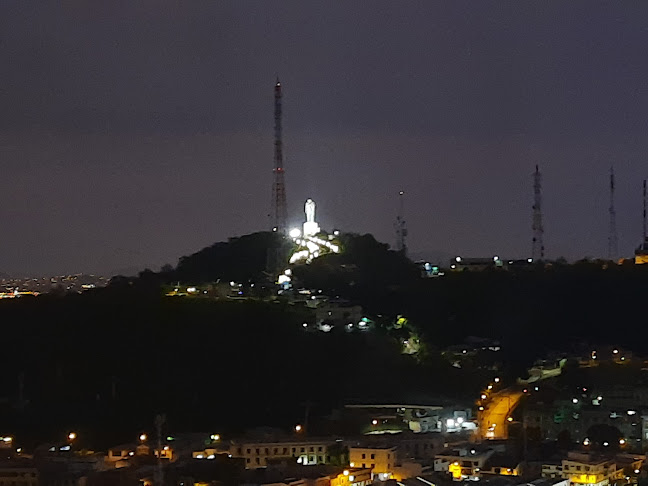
[2,2,648,276]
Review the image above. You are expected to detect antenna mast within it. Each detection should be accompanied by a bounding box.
[608,167,618,260]
[395,191,408,257]
[532,165,545,260]
[271,78,287,233]
[643,179,647,245]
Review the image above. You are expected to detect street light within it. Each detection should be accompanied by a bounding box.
[294,425,302,432]
[68,432,77,441]
[139,434,147,442]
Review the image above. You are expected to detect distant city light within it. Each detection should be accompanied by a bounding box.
[295,425,302,432]
[139,434,147,442]
[68,432,77,441]
[494,377,500,383]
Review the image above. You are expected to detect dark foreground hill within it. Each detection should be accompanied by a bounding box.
[0,289,484,449]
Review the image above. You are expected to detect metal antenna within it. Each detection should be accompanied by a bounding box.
[532,165,545,260]
[395,191,408,257]
[608,167,618,260]
[643,179,647,246]
[271,78,287,233]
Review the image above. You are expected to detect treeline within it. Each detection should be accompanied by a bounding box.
[0,288,484,449]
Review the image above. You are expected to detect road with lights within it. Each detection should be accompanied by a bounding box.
[480,390,524,440]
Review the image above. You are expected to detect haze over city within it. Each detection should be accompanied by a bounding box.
[2,1,648,275]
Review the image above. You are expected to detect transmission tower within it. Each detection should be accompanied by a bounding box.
[395,191,408,256]
[532,165,545,260]
[608,167,618,260]
[271,78,287,233]
[643,179,647,246]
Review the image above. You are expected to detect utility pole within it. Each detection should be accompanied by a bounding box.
[271,78,287,233]
[154,414,165,485]
[608,167,618,261]
[394,191,408,257]
[532,165,545,260]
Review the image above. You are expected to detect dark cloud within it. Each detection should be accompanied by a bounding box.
[1,2,648,274]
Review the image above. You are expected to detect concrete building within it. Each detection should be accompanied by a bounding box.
[330,468,372,486]
[434,448,495,480]
[344,403,475,435]
[311,299,363,330]
[449,256,534,272]
[348,446,396,481]
[229,439,337,469]
[0,464,38,486]
[541,451,644,486]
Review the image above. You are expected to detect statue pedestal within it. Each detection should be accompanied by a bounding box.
[303,222,320,237]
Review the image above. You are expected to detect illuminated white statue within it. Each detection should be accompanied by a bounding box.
[303,198,320,236]
[305,199,316,223]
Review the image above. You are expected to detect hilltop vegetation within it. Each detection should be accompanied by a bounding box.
[2,231,648,446]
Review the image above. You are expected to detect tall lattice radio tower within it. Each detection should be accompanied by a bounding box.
[395,191,408,256]
[608,167,618,260]
[271,78,287,233]
[532,165,545,260]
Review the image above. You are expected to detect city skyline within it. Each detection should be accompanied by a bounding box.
[2,2,648,275]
